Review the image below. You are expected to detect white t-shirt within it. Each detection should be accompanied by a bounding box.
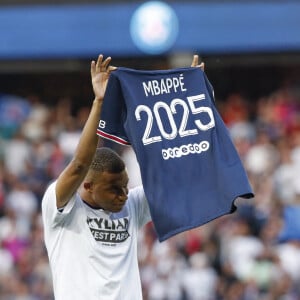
[42,181,151,300]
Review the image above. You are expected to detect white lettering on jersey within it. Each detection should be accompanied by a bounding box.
[142,74,187,97]
[98,120,106,129]
[135,94,215,146]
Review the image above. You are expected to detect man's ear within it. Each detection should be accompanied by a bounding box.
[83,181,93,192]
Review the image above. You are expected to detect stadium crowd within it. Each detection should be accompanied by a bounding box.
[0,75,300,299]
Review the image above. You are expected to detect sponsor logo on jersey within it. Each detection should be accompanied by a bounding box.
[162,140,209,160]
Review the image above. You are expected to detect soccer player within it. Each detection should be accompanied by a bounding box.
[41,54,203,300]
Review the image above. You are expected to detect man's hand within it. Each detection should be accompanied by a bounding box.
[191,54,205,71]
[91,54,117,101]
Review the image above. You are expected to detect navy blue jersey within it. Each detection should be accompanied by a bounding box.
[97,67,254,242]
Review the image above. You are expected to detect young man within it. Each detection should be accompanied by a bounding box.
[42,54,203,300]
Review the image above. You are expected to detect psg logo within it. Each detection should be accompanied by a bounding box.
[130,1,179,55]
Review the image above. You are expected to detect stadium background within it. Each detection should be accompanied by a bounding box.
[0,0,300,299]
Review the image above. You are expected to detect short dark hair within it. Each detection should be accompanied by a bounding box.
[89,147,125,174]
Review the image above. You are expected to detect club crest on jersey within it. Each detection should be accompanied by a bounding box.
[87,217,130,244]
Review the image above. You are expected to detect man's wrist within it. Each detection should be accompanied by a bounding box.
[93,97,104,104]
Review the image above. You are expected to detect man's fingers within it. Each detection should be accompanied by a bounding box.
[91,60,96,77]
[191,55,199,67]
[102,56,112,70]
[94,54,113,73]
[95,54,104,71]
[108,65,117,72]
[91,55,116,79]
[199,62,205,71]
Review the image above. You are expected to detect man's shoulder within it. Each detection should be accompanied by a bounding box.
[42,180,57,202]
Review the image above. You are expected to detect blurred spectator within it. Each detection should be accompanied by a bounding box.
[57,116,81,160]
[3,130,31,177]
[22,95,50,142]
[0,94,31,139]
[181,252,218,300]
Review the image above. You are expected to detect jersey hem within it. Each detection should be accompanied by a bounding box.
[156,191,254,242]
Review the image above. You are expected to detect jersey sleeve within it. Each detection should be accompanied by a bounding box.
[97,72,130,145]
[41,180,77,228]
